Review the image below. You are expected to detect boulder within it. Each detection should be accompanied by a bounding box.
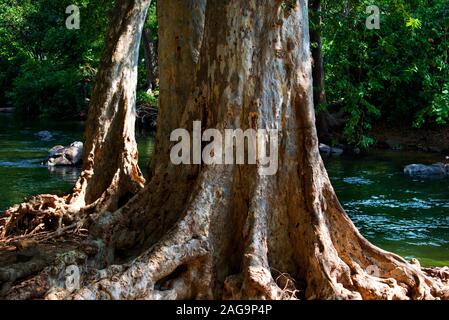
[319,143,343,156]
[47,141,83,166]
[404,163,449,177]
[48,145,65,157]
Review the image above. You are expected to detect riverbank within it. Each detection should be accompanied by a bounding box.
[370,122,449,154]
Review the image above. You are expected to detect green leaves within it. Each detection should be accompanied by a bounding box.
[0,0,114,116]
[137,90,159,108]
[405,17,422,29]
[0,0,158,117]
[321,0,449,146]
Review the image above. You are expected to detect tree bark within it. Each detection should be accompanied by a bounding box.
[309,0,337,141]
[72,0,150,211]
[141,27,158,92]
[2,0,449,300]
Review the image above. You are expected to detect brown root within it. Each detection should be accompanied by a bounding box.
[0,156,144,245]
[2,181,449,301]
[1,166,442,301]
[0,195,76,241]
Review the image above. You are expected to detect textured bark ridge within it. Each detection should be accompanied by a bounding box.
[1,0,449,300]
[0,0,150,242]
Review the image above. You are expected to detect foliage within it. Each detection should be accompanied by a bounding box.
[137,90,159,108]
[0,0,113,117]
[136,0,159,107]
[0,0,159,118]
[321,0,449,147]
[1,0,447,144]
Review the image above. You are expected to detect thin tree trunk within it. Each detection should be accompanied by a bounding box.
[310,0,326,108]
[142,27,158,92]
[73,0,150,210]
[2,0,449,300]
[309,0,336,141]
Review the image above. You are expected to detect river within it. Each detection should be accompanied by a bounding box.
[0,113,447,266]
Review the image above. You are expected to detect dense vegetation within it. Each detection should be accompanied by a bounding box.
[0,0,157,118]
[320,0,449,147]
[0,0,448,146]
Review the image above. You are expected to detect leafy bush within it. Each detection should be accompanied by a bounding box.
[322,0,449,147]
[0,0,112,117]
[137,90,159,108]
[7,61,83,117]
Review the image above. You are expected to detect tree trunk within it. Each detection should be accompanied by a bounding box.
[141,27,158,92]
[2,0,449,300]
[309,0,336,141]
[72,0,150,211]
[310,0,326,108]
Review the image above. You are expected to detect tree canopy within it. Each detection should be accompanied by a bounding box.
[1,0,448,149]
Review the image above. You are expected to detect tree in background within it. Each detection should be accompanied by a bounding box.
[140,1,158,93]
[309,0,344,142]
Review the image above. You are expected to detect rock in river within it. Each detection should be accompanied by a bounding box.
[35,130,54,141]
[47,141,83,166]
[319,143,343,156]
[404,163,449,177]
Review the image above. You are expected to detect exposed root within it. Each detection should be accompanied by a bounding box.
[0,195,73,240]
[43,232,211,300]
[295,177,449,300]
[271,268,301,299]
[0,222,88,248]
[0,166,143,245]
[0,241,88,299]
[1,164,449,301]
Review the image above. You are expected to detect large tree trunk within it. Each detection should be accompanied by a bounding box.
[2,0,449,300]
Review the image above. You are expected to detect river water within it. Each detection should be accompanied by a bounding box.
[0,114,447,266]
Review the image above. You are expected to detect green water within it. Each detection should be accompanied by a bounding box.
[0,114,154,211]
[0,114,447,267]
[325,152,449,267]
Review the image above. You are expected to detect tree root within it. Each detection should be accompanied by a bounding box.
[0,165,441,301]
[0,165,143,245]
[42,217,213,300]
[0,240,89,299]
[0,195,73,240]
